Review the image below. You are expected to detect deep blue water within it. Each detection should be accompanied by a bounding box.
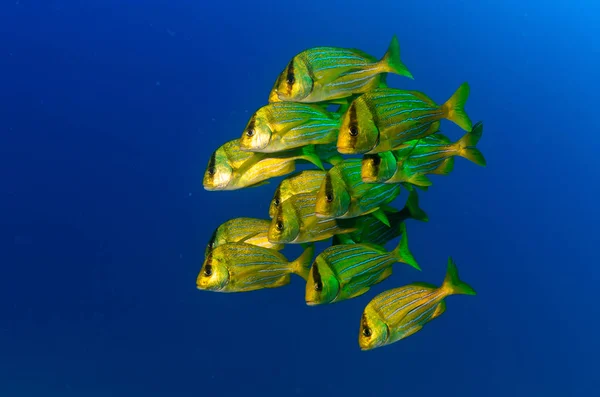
[2,1,599,396]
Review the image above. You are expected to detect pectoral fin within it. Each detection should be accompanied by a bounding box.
[370,208,391,227]
[430,301,446,320]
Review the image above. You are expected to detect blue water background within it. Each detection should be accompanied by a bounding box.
[2,1,599,396]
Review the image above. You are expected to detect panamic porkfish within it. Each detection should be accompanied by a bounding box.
[269,36,413,103]
[337,82,473,154]
[203,139,324,191]
[197,243,314,292]
[333,189,428,246]
[269,170,327,218]
[306,223,420,306]
[361,122,486,186]
[315,158,401,226]
[268,192,356,244]
[238,102,341,153]
[205,217,284,258]
[358,257,476,351]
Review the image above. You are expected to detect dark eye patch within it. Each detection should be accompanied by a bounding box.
[312,264,322,292]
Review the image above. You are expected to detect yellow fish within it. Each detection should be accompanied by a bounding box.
[268,193,356,244]
[238,102,341,153]
[205,217,284,258]
[314,159,400,226]
[358,257,476,351]
[197,243,314,293]
[305,223,419,306]
[269,36,413,103]
[203,139,323,191]
[362,122,487,186]
[337,83,472,155]
[269,170,327,218]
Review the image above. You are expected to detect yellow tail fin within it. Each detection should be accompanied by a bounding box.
[441,82,472,131]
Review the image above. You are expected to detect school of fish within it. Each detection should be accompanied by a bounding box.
[199,36,485,351]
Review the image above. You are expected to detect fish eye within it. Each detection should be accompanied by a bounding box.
[207,167,216,176]
[362,326,372,338]
[286,75,295,85]
[274,198,280,206]
[276,221,284,231]
[314,281,322,292]
[325,193,333,202]
[203,264,213,277]
[349,125,359,137]
[246,129,254,137]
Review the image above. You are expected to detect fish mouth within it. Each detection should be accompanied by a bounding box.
[305,300,318,306]
[203,184,225,191]
[273,89,288,101]
[336,145,356,154]
[197,283,225,292]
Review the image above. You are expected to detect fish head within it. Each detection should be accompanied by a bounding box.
[270,57,313,102]
[358,309,389,351]
[196,252,230,291]
[267,203,299,244]
[305,257,340,306]
[268,187,283,219]
[203,151,233,191]
[361,152,397,183]
[268,86,282,103]
[337,101,379,154]
[239,110,273,152]
[315,173,350,218]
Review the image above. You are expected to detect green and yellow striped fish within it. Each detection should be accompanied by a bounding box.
[337,82,473,155]
[314,159,401,226]
[360,134,456,183]
[269,36,413,103]
[268,192,356,244]
[238,102,342,153]
[305,223,420,306]
[361,122,486,187]
[358,257,476,351]
[197,243,314,293]
[269,170,327,218]
[205,217,284,258]
[333,189,428,246]
[203,139,324,191]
